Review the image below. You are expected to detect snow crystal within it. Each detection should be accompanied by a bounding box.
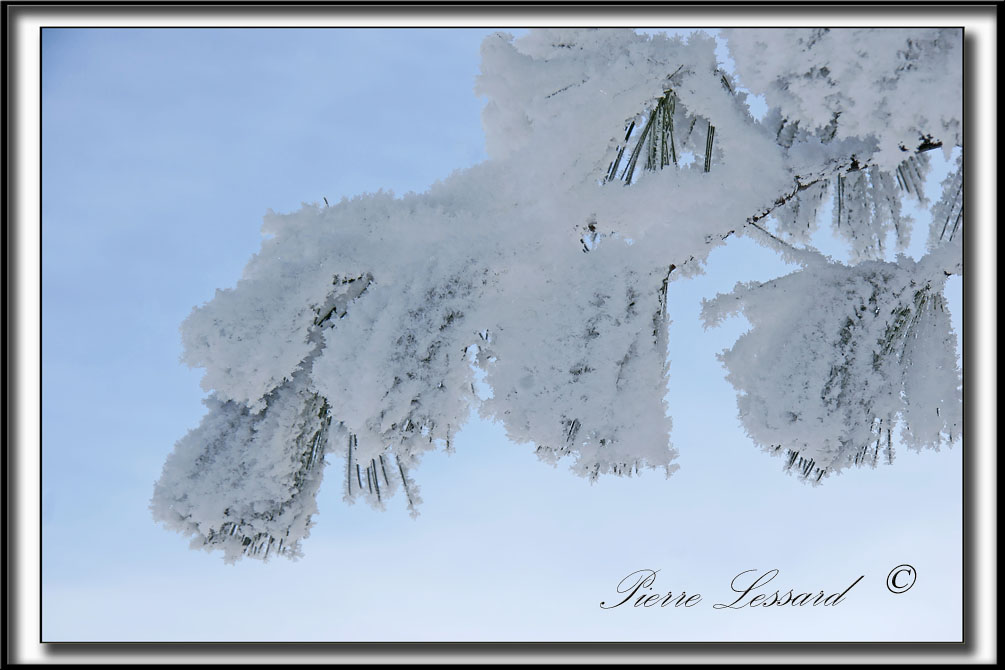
[153,28,964,561]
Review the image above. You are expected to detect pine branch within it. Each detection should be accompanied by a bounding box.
[725,140,947,251]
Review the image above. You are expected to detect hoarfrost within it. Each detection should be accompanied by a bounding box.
[152,28,963,561]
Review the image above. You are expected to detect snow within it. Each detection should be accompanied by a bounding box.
[723,28,962,170]
[700,256,961,482]
[152,28,964,561]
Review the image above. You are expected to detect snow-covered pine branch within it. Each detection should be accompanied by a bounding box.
[152,28,963,561]
[700,256,961,483]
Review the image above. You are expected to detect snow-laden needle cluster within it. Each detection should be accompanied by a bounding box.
[151,28,963,562]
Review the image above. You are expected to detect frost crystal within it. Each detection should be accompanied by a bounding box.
[701,256,961,482]
[152,28,963,561]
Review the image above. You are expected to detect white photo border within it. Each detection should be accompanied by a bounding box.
[8,3,996,664]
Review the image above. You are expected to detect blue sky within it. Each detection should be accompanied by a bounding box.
[41,28,963,642]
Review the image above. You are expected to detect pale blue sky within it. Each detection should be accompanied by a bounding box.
[41,28,962,642]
